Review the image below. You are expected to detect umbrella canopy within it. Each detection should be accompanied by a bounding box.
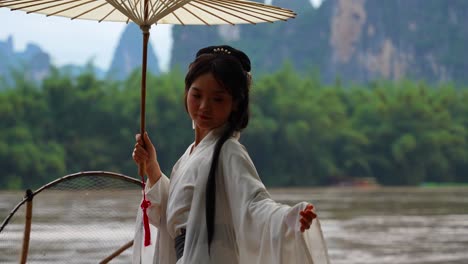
[0,0,296,249]
[0,0,295,25]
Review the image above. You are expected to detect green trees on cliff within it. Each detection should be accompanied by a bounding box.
[1,66,467,189]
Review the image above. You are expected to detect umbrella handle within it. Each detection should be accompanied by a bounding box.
[139,162,146,177]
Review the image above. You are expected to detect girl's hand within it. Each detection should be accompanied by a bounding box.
[132,132,161,186]
[299,204,317,232]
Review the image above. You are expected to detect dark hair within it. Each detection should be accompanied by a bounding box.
[184,45,251,254]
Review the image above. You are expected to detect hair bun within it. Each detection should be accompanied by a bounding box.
[196,45,251,72]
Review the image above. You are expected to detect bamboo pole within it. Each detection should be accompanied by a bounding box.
[19,189,33,264]
[99,240,134,264]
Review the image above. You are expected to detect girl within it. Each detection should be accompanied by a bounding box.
[132,45,329,263]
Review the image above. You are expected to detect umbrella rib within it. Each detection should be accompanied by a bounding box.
[113,0,141,22]
[142,0,162,22]
[0,0,39,7]
[199,0,271,23]
[152,0,186,25]
[70,1,107,19]
[137,0,151,23]
[152,0,171,18]
[180,5,209,25]
[150,0,176,18]
[149,0,186,24]
[151,0,192,23]
[196,0,286,23]
[190,1,255,24]
[185,2,236,25]
[0,0,19,3]
[131,0,144,23]
[2,0,138,23]
[157,8,185,25]
[45,0,98,17]
[224,0,294,13]
[114,0,135,21]
[147,0,160,20]
[152,0,169,16]
[0,0,38,6]
[172,9,186,25]
[209,0,295,19]
[151,1,167,17]
[98,7,119,22]
[107,0,140,23]
[152,0,186,18]
[14,0,87,15]
[9,0,75,12]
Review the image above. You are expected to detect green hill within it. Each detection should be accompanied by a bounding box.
[170,0,468,84]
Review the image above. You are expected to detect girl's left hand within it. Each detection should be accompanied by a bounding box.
[299,204,317,232]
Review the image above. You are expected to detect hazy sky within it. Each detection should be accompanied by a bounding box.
[0,0,323,72]
[0,9,173,71]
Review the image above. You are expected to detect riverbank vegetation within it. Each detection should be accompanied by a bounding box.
[1,65,467,189]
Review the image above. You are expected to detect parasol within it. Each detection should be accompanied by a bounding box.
[0,0,296,246]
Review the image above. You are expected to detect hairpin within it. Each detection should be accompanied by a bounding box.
[213,47,232,55]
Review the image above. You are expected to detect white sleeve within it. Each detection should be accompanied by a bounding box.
[133,173,176,264]
[221,141,330,264]
[145,173,170,228]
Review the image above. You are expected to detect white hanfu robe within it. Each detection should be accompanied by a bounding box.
[133,129,330,264]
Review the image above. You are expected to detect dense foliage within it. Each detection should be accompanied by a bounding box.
[1,65,467,190]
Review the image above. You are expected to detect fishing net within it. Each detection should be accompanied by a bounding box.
[0,171,142,263]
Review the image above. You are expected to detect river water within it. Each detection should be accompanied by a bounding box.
[1,187,468,263]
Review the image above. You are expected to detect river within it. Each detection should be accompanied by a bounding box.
[1,187,468,263]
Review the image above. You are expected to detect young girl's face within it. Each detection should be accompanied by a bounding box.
[187,73,235,131]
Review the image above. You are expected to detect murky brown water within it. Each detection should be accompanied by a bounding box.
[1,187,468,263]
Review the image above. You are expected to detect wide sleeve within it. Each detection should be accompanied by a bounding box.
[133,173,177,264]
[145,174,170,227]
[220,140,330,264]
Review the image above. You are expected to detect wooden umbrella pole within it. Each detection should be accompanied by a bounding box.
[139,24,151,177]
[137,0,153,247]
[139,22,153,247]
[19,189,33,264]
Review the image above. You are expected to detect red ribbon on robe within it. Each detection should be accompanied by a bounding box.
[140,180,152,246]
